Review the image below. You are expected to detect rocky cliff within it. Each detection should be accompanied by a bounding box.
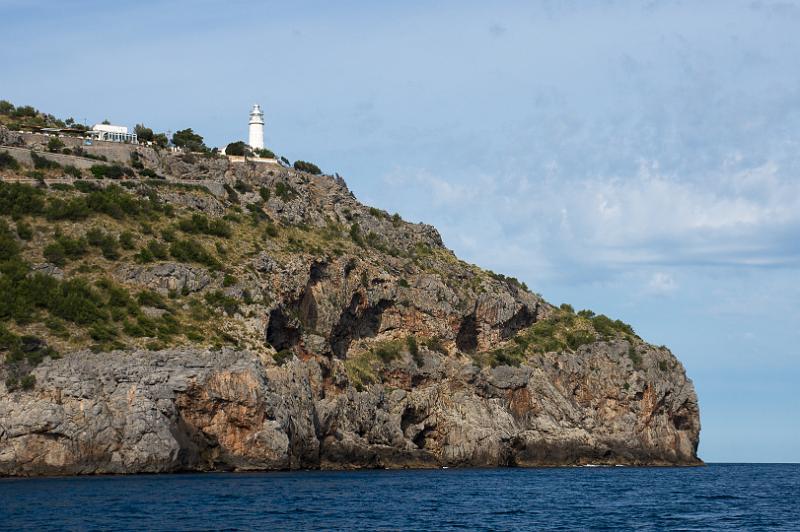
[0,137,701,475]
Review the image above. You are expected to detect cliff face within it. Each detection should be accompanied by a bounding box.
[0,137,701,475]
[0,341,699,476]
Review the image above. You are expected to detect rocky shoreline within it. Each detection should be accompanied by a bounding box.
[0,342,700,477]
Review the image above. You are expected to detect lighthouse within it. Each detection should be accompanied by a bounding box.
[248,104,264,150]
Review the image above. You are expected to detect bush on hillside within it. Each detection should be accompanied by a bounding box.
[177,213,232,238]
[134,124,154,143]
[293,160,322,175]
[169,238,220,269]
[0,151,20,171]
[171,128,206,152]
[30,151,60,170]
[0,182,46,217]
[90,164,130,179]
[225,141,251,156]
[47,137,65,153]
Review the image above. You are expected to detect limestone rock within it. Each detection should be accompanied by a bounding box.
[115,263,213,294]
[0,341,700,476]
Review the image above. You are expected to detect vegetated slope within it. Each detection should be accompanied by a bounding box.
[0,139,701,476]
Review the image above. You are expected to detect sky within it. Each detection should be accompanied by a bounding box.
[1,0,798,462]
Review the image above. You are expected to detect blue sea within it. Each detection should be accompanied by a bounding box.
[0,464,798,531]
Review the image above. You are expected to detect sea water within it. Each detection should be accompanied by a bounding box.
[1,464,798,530]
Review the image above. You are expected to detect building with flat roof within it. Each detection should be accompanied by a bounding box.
[89,124,138,143]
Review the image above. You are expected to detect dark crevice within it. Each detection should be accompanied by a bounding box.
[500,304,538,339]
[266,306,301,351]
[456,313,478,353]
[308,261,328,285]
[329,293,393,358]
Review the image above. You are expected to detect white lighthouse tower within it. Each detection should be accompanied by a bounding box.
[248,104,264,150]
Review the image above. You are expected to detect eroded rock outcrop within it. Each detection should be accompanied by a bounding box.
[0,145,701,475]
[0,340,699,476]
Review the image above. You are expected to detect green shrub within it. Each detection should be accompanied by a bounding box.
[51,185,156,220]
[19,374,36,390]
[0,151,20,170]
[63,165,82,178]
[45,197,90,220]
[0,221,20,260]
[31,151,60,170]
[47,137,65,153]
[566,329,595,350]
[350,223,364,247]
[233,180,253,193]
[591,314,635,339]
[139,168,159,178]
[137,290,168,309]
[0,323,20,351]
[273,349,293,365]
[119,230,135,250]
[263,221,279,238]
[85,228,119,260]
[259,186,270,201]
[223,274,237,287]
[627,345,643,367]
[423,336,447,354]
[172,128,207,152]
[160,228,176,242]
[225,141,251,156]
[89,321,117,341]
[147,240,169,260]
[134,248,153,263]
[134,124,155,143]
[170,238,221,269]
[0,182,46,217]
[204,290,239,315]
[274,182,297,201]
[73,180,99,193]
[373,340,403,363]
[15,221,33,240]
[177,213,232,237]
[89,164,128,179]
[44,233,89,266]
[96,279,136,311]
[489,348,524,367]
[42,242,67,266]
[255,148,275,159]
[293,160,322,175]
[223,184,239,204]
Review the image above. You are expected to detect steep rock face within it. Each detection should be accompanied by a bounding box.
[0,341,699,476]
[0,146,701,475]
[0,126,23,148]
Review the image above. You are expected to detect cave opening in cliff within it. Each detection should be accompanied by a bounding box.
[330,293,393,358]
[456,313,478,353]
[266,306,302,351]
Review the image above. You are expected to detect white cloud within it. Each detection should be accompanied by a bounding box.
[380,158,800,287]
[645,272,678,296]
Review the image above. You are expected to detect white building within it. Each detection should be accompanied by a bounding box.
[89,124,138,143]
[248,104,264,150]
